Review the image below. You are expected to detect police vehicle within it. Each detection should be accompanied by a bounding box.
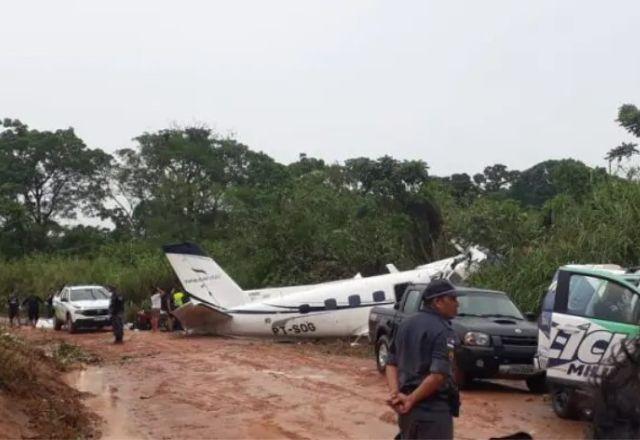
[535,265,640,419]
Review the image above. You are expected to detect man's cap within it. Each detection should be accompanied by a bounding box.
[422,279,461,301]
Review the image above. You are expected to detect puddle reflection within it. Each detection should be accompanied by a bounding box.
[65,367,143,440]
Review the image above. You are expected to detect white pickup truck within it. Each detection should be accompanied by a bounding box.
[53,285,112,333]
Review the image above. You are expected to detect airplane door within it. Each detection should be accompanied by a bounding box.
[548,270,640,385]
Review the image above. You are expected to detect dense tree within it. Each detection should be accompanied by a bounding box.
[474,164,520,193]
[0,119,111,253]
[343,156,429,199]
[617,104,640,138]
[105,126,287,243]
[509,159,600,207]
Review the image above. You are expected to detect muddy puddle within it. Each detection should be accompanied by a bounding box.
[65,367,144,440]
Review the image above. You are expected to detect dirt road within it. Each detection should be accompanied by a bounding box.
[19,328,587,439]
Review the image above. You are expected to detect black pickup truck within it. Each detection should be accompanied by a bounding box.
[368,283,546,392]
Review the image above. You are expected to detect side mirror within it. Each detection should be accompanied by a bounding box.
[525,312,536,322]
[393,303,399,310]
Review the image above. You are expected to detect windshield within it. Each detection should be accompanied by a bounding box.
[457,292,524,319]
[70,288,110,301]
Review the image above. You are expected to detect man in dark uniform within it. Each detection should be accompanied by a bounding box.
[108,286,125,344]
[7,291,20,327]
[46,292,55,319]
[385,279,461,440]
[21,294,43,327]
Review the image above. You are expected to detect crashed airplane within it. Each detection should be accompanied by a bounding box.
[163,243,486,337]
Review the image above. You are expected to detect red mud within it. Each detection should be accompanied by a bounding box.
[15,328,587,439]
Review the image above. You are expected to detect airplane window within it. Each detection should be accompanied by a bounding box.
[299,304,310,314]
[348,295,361,307]
[373,291,385,302]
[324,299,337,310]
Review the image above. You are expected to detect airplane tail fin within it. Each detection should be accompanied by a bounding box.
[163,243,251,309]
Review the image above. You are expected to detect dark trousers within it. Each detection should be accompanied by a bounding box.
[398,410,453,440]
[28,309,39,323]
[111,314,123,342]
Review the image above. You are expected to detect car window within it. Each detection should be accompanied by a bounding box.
[568,274,639,324]
[394,283,409,302]
[458,292,524,319]
[69,288,110,301]
[567,275,601,315]
[402,289,423,313]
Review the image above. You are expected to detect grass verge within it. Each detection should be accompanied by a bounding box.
[0,327,99,439]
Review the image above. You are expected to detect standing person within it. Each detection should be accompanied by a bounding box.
[385,279,461,440]
[161,287,174,331]
[172,288,185,308]
[46,292,55,319]
[150,287,163,332]
[171,287,185,331]
[108,286,125,344]
[21,294,43,327]
[7,291,20,327]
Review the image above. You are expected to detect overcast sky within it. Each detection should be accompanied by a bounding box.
[2,0,639,176]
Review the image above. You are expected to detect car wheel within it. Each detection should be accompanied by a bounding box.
[54,317,62,331]
[66,315,77,334]
[550,386,580,419]
[526,374,547,394]
[375,335,390,373]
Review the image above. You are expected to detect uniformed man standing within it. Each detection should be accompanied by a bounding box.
[21,294,43,327]
[7,291,20,327]
[385,279,461,440]
[108,286,125,344]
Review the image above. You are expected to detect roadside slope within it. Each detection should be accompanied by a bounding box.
[0,327,98,439]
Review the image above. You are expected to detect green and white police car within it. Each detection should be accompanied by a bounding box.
[536,265,640,419]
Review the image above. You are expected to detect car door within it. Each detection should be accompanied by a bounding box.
[547,270,640,386]
[388,286,423,334]
[54,289,68,320]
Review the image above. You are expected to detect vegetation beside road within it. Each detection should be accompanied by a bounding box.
[0,104,639,313]
[0,327,98,438]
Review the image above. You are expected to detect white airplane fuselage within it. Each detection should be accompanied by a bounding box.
[165,242,486,338]
[214,267,437,337]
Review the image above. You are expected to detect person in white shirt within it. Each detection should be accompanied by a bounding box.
[150,287,164,332]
